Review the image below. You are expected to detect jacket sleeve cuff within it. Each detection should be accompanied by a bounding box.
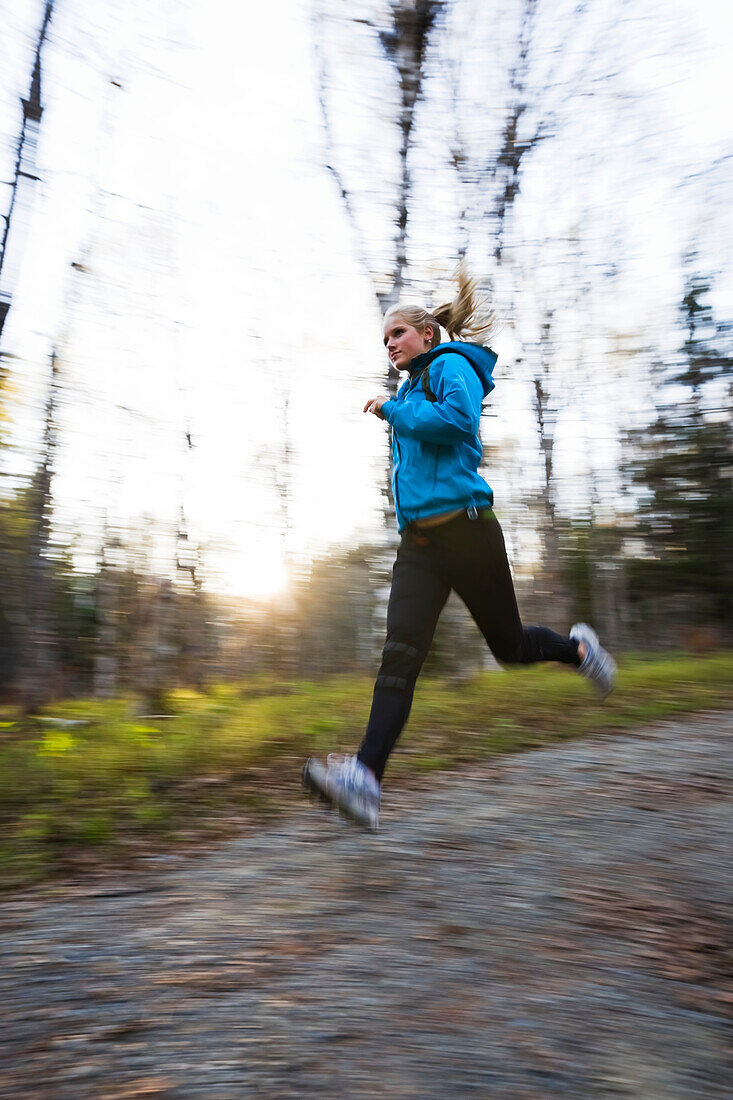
[381,399,396,422]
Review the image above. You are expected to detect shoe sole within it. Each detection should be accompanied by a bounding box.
[302,760,378,833]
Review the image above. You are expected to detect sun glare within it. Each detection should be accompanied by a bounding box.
[214,546,290,602]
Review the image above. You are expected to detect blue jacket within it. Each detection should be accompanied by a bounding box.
[381,341,497,531]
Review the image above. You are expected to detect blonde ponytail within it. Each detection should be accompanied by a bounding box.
[385,261,497,349]
[432,260,497,343]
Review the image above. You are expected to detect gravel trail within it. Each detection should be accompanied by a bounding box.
[1,712,732,1098]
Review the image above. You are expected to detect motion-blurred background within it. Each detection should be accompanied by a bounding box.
[1,0,731,709]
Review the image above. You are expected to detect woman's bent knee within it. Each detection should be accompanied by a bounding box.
[376,637,422,691]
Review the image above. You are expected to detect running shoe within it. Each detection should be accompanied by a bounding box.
[302,753,381,832]
[570,623,617,698]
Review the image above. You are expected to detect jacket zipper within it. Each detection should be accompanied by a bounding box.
[392,431,403,523]
[392,376,429,525]
[392,370,435,525]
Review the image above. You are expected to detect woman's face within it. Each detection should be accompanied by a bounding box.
[383,315,433,370]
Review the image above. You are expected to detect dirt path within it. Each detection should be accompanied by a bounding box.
[1,713,732,1099]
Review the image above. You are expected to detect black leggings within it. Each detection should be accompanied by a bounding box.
[357,509,580,782]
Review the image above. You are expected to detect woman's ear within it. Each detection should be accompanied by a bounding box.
[424,324,433,345]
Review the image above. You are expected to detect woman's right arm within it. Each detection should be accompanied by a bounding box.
[380,356,481,444]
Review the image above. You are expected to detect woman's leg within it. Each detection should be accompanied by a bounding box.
[357,534,450,782]
[435,511,580,667]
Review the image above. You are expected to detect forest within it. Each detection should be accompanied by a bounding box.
[0,0,731,711]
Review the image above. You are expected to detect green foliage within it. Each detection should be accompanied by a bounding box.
[1,654,732,887]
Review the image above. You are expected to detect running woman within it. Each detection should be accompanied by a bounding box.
[303,269,616,830]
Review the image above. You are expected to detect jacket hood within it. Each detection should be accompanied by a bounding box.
[409,341,497,398]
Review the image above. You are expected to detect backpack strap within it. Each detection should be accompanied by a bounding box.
[420,367,438,403]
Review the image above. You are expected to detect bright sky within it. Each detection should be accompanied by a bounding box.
[1,0,391,597]
[0,0,731,597]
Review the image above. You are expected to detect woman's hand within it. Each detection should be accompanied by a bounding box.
[363,395,389,419]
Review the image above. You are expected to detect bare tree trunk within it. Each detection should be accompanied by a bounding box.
[175,517,210,690]
[490,0,539,263]
[314,0,443,421]
[376,1,441,316]
[313,2,445,660]
[93,533,120,698]
[589,478,628,651]
[272,385,298,675]
[17,349,60,709]
[532,318,571,624]
[133,576,175,712]
[0,0,54,342]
